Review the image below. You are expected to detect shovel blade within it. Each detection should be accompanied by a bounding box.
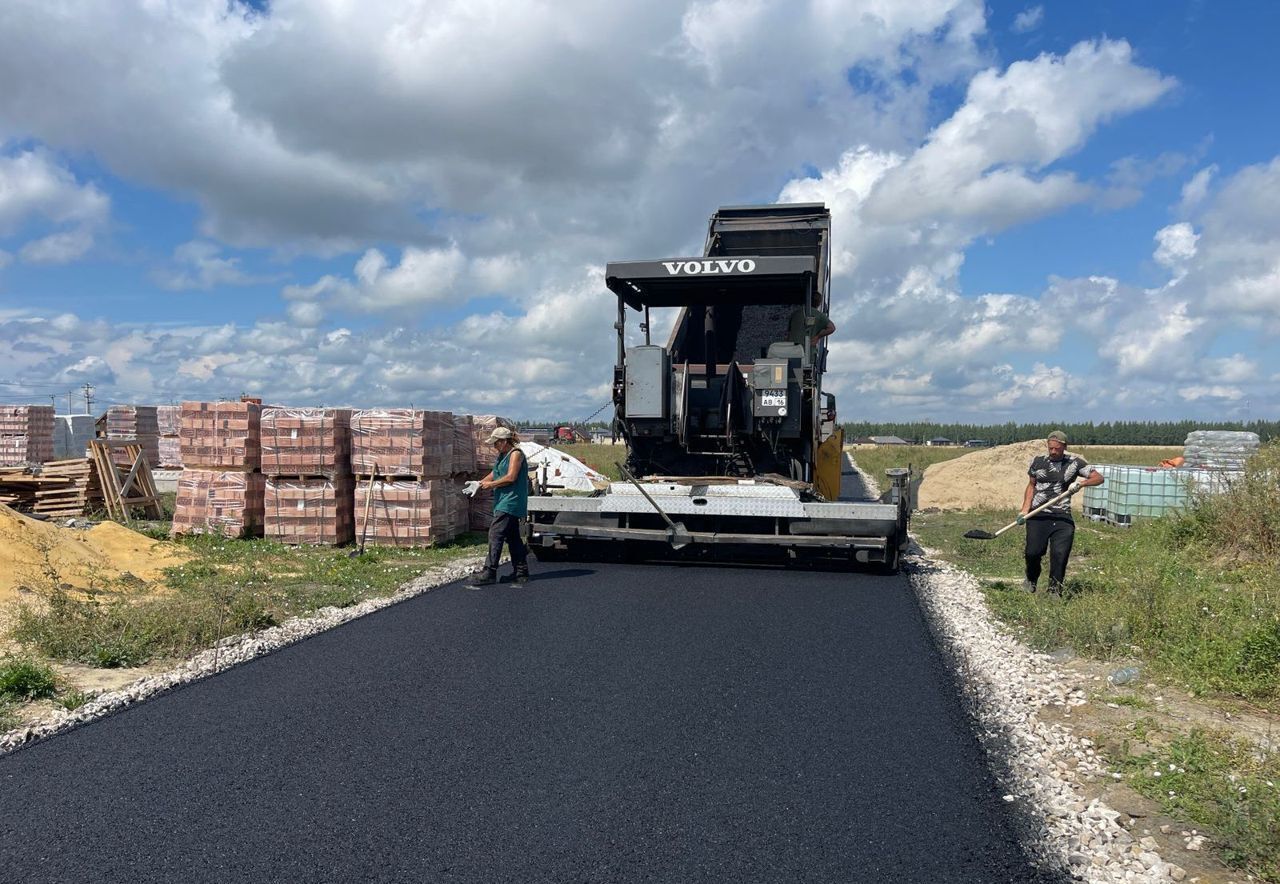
[667,523,693,550]
[963,529,996,540]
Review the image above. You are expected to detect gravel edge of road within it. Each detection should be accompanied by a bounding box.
[906,553,1190,883]
[0,553,487,757]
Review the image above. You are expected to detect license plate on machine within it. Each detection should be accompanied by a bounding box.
[760,392,786,407]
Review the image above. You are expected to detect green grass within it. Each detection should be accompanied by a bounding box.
[1073,445,1184,466]
[555,442,627,481]
[848,445,969,484]
[9,532,487,669]
[916,509,1280,701]
[1117,728,1280,881]
[0,656,58,702]
[54,689,97,711]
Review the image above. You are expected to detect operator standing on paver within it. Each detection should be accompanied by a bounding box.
[466,426,530,588]
[1020,430,1103,594]
[787,303,836,350]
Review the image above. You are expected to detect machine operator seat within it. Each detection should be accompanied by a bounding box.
[765,341,807,366]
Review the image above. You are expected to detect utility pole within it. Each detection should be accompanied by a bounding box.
[82,383,95,416]
[68,391,74,414]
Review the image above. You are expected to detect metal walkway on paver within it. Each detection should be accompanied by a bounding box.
[0,564,1061,883]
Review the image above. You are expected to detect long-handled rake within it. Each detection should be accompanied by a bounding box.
[964,486,1075,540]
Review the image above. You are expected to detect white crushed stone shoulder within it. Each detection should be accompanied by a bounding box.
[908,551,1187,882]
[1,553,486,756]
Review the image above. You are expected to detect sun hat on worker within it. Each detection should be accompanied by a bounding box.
[1047,430,1069,444]
[486,426,517,444]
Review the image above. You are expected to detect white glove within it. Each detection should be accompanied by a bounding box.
[461,480,481,498]
[1069,480,1083,494]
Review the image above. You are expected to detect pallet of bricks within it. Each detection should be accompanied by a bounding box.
[156,405,183,469]
[105,405,160,468]
[0,405,54,467]
[171,400,264,538]
[262,407,354,546]
[467,415,516,531]
[352,409,458,547]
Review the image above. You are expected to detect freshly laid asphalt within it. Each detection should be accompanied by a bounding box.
[0,563,1061,883]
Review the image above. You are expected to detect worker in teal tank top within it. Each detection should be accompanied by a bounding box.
[466,426,530,587]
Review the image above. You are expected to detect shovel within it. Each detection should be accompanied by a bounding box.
[964,486,1076,540]
[618,464,692,550]
[349,461,378,558]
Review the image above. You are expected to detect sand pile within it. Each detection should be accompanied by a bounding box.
[0,504,189,604]
[917,440,1084,512]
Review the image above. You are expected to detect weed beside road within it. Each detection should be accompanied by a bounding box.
[9,533,487,669]
[905,441,1280,881]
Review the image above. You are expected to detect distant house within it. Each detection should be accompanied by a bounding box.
[868,435,909,445]
[926,437,953,447]
[589,431,611,444]
[524,427,552,444]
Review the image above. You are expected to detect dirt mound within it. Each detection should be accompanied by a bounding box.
[917,440,1083,512]
[0,505,189,604]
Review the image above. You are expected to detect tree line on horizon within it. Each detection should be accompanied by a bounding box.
[841,419,1279,446]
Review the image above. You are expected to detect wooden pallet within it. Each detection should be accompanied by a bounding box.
[89,440,163,522]
[0,457,104,517]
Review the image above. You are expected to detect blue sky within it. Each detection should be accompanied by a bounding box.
[2,1,1278,423]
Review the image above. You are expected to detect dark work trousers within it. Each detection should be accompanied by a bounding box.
[485,512,528,575]
[1025,516,1075,591]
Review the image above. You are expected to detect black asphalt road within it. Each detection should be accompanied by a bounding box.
[0,564,1059,883]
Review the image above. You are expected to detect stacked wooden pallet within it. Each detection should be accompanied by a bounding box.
[262,407,354,546]
[105,405,160,468]
[0,405,55,466]
[0,459,105,518]
[171,400,264,538]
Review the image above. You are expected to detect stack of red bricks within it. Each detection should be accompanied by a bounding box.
[171,401,264,538]
[0,405,54,466]
[352,409,457,547]
[468,415,516,530]
[262,407,354,546]
[156,405,183,469]
[105,405,160,468]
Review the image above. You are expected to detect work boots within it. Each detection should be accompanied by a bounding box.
[511,565,530,587]
[467,569,499,588]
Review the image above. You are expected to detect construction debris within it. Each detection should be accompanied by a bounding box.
[0,405,54,467]
[0,458,104,518]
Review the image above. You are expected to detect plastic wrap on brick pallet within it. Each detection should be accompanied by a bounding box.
[171,470,266,538]
[266,475,355,546]
[1182,429,1261,470]
[452,414,476,476]
[355,478,452,547]
[0,405,55,466]
[156,405,181,437]
[179,401,262,470]
[469,487,494,531]
[261,407,352,477]
[471,415,516,472]
[351,409,453,479]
